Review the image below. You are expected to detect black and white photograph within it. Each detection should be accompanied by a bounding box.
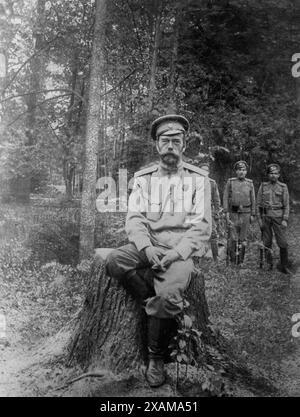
[0,0,300,400]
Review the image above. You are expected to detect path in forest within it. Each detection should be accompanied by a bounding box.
[278,213,300,396]
[0,345,30,397]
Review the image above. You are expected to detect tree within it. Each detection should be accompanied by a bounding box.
[68,255,211,375]
[79,0,107,260]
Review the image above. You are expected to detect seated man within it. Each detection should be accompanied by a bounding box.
[106,114,211,388]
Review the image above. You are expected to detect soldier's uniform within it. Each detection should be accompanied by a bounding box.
[256,164,290,272]
[200,164,221,261]
[223,161,255,264]
[106,114,211,387]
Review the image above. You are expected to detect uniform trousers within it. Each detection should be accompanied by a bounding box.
[229,212,251,243]
[262,217,287,249]
[106,243,194,319]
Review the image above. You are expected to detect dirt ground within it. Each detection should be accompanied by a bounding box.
[0,207,300,397]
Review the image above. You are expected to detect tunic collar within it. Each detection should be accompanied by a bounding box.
[158,159,184,177]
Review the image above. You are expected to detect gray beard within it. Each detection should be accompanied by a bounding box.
[161,154,179,167]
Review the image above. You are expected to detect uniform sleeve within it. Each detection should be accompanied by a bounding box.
[282,185,290,221]
[174,176,212,260]
[250,182,256,216]
[125,177,152,252]
[223,180,230,213]
[256,184,262,217]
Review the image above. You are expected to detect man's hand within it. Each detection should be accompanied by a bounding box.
[144,246,165,269]
[160,249,181,271]
[281,220,288,228]
[250,215,255,224]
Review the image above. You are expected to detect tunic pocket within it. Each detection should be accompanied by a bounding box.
[146,202,161,221]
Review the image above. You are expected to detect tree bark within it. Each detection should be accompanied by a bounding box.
[148,0,162,112]
[79,0,107,260]
[168,3,181,111]
[67,256,209,375]
[63,50,79,199]
[18,0,46,202]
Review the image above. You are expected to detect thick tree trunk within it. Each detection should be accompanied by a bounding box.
[168,4,181,111]
[18,0,46,203]
[67,255,209,375]
[79,0,107,260]
[148,0,162,112]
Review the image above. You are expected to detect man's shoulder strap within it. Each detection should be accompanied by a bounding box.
[182,162,208,176]
[278,181,287,188]
[134,164,159,178]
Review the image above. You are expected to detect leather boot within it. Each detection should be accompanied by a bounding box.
[265,247,273,270]
[277,248,291,274]
[239,245,246,264]
[211,239,219,262]
[229,240,237,264]
[232,240,241,265]
[146,316,167,387]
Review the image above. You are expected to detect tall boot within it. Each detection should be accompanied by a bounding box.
[265,246,273,270]
[146,316,168,387]
[229,240,237,264]
[211,239,219,262]
[277,248,291,274]
[233,240,241,265]
[239,245,246,264]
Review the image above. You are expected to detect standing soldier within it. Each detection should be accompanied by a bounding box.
[223,161,256,265]
[256,163,290,274]
[200,163,221,261]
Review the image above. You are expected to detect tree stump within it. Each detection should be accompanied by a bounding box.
[67,249,210,376]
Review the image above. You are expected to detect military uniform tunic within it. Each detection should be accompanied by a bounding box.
[209,178,221,240]
[256,181,289,249]
[107,161,212,319]
[223,177,255,242]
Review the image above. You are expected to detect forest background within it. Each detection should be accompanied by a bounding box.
[1,0,300,206]
[1,0,300,398]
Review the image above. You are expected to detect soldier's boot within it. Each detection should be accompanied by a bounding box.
[229,240,237,264]
[277,248,292,275]
[239,244,246,264]
[146,316,168,388]
[265,247,273,270]
[211,239,219,262]
[235,241,242,265]
[122,270,153,305]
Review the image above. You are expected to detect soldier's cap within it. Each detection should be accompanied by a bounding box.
[234,160,248,170]
[150,114,190,140]
[267,163,280,174]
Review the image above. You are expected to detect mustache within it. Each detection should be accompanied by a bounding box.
[161,152,178,157]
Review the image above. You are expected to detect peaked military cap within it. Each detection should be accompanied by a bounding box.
[267,163,280,174]
[150,114,190,140]
[234,160,248,170]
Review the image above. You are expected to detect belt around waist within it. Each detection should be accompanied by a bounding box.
[262,207,283,214]
[231,205,251,213]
